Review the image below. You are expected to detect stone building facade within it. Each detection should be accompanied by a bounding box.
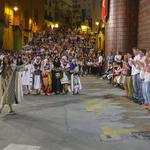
[138,0,150,49]
[105,0,150,55]
[0,0,45,50]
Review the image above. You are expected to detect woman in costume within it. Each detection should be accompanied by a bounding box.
[61,59,71,94]
[52,57,63,95]
[22,58,34,94]
[41,57,53,95]
[70,59,82,94]
[0,56,24,113]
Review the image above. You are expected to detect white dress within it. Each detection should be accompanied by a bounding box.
[33,62,42,90]
[71,66,82,92]
[22,64,34,86]
[61,64,70,84]
[34,75,41,90]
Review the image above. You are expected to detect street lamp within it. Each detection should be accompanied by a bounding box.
[55,23,59,28]
[13,6,18,12]
[95,21,99,26]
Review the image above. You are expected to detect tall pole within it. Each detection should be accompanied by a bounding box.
[0,0,5,49]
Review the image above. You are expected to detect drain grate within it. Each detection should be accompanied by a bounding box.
[131,131,150,140]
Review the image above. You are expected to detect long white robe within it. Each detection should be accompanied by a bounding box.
[71,66,82,92]
[22,64,34,86]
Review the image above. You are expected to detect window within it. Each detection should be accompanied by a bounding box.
[45,0,48,4]
[45,10,47,17]
[49,0,51,6]
[34,9,39,23]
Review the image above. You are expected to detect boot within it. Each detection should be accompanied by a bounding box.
[8,105,15,113]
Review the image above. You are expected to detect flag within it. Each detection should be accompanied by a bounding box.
[101,0,107,23]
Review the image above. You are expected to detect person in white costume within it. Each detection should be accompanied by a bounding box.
[22,58,34,94]
[32,57,43,94]
[70,59,82,94]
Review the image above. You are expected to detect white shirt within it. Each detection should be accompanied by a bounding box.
[145,72,150,82]
[139,56,146,79]
[130,55,140,75]
[114,54,122,63]
[98,56,103,64]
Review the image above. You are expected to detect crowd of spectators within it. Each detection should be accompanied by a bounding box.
[102,48,150,110]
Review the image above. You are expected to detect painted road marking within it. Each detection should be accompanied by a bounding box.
[3,144,40,150]
[85,104,121,111]
[80,98,112,104]
[80,98,120,105]
[80,98,122,111]
[101,126,150,136]
[80,98,104,104]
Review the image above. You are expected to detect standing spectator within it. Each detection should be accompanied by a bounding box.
[136,48,146,104]
[122,54,131,97]
[129,48,141,103]
[98,52,103,77]
[143,50,150,110]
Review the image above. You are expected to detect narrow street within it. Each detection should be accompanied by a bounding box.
[0,76,150,150]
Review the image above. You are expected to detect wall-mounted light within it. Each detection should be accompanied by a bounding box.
[13,6,18,12]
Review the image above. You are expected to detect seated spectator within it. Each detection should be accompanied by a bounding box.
[102,64,113,83]
[113,62,122,86]
[107,51,114,65]
[114,51,122,63]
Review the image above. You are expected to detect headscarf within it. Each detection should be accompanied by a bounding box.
[53,57,61,68]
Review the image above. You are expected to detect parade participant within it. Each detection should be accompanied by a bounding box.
[33,56,43,94]
[0,58,3,98]
[70,59,82,94]
[22,58,34,94]
[41,57,53,95]
[0,56,24,113]
[61,59,71,94]
[15,56,24,101]
[52,57,62,95]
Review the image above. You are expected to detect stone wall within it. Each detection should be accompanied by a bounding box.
[105,0,139,55]
[138,0,150,49]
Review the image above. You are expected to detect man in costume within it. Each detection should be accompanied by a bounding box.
[61,58,71,94]
[32,56,43,94]
[52,57,63,95]
[70,59,82,94]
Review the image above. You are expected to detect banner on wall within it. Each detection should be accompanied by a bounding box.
[101,0,107,23]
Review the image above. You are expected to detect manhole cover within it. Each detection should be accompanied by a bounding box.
[131,131,150,140]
